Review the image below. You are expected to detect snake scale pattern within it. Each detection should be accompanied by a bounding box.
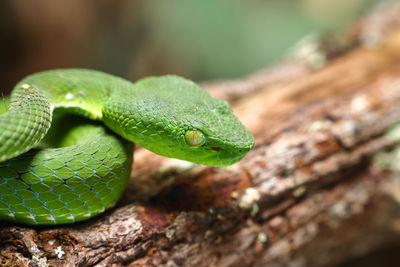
[0,69,253,225]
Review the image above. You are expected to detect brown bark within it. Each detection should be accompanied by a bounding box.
[3,1,400,266]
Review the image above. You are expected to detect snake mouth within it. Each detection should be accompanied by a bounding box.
[211,146,221,152]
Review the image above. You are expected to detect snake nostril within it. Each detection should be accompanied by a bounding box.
[211,147,221,152]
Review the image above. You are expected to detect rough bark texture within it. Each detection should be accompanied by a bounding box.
[3,1,400,266]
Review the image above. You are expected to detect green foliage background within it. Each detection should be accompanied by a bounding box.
[0,0,380,93]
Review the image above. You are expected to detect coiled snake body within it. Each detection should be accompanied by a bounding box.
[0,69,254,225]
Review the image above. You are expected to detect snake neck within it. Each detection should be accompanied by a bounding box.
[0,84,52,162]
[0,69,135,162]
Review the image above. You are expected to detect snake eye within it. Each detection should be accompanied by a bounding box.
[184,129,206,147]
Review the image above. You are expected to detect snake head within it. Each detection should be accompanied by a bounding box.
[103,76,254,166]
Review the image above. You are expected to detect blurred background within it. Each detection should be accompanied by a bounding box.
[0,0,382,95]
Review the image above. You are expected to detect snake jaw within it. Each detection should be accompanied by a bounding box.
[103,95,254,167]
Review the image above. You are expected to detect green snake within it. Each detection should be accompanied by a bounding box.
[0,69,254,225]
